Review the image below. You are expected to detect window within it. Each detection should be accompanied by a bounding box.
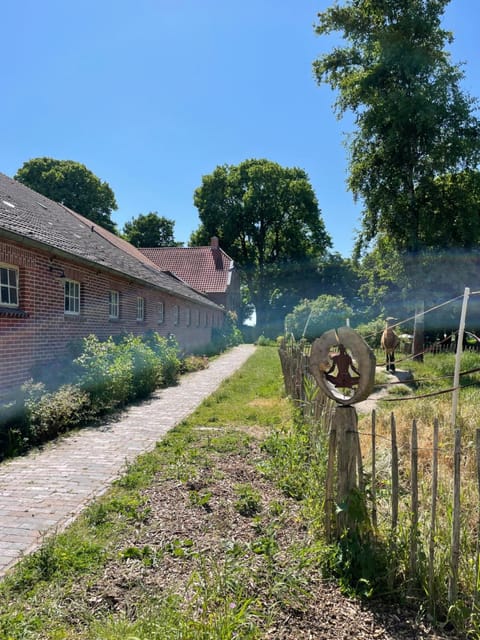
[109,290,119,318]
[136,297,145,321]
[205,312,209,327]
[0,264,18,307]
[196,309,200,327]
[186,307,191,327]
[64,280,80,315]
[173,304,180,326]
[157,301,164,324]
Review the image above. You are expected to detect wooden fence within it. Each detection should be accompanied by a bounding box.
[278,337,480,613]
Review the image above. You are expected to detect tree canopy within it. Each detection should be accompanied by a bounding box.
[15,158,118,233]
[123,212,177,247]
[192,158,331,335]
[313,0,480,256]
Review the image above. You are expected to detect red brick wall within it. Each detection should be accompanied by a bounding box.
[0,239,225,395]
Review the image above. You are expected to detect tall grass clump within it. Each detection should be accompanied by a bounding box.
[355,347,480,635]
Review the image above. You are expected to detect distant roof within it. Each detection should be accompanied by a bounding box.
[140,244,234,294]
[0,173,219,309]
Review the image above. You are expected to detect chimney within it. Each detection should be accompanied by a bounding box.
[210,236,219,249]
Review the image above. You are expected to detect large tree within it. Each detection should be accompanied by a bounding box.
[313,0,480,354]
[15,158,118,233]
[123,212,177,247]
[314,0,480,254]
[192,159,331,335]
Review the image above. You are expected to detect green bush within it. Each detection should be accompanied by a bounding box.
[284,295,353,341]
[256,335,277,346]
[211,310,243,353]
[180,355,209,373]
[118,335,162,400]
[354,318,386,350]
[143,332,181,386]
[23,382,92,444]
[74,335,134,411]
[1,332,183,458]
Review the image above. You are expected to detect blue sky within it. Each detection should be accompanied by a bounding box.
[1,1,479,257]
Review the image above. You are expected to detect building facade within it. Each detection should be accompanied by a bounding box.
[0,174,224,395]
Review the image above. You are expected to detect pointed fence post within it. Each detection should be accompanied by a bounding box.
[409,420,419,588]
[371,409,377,530]
[391,412,399,533]
[429,418,439,614]
[475,428,480,609]
[451,287,470,428]
[449,428,462,604]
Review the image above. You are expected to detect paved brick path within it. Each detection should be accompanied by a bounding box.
[0,344,256,577]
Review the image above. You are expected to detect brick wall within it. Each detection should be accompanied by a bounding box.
[0,239,224,394]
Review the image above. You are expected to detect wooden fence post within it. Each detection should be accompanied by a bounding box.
[335,406,360,535]
[449,428,462,604]
[409,419,419,587]
[429,418,439,613]
[371,409,377,530]
[474,428,480,609]
[325,420,337,542]
[391,412,399,533]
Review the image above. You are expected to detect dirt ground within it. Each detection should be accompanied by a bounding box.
[67,432,465,639]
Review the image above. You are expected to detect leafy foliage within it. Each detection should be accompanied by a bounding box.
[74,335,136,410]
[284,295,353,341]
[0,332,182,458]
[211,310,243,353]
[192,158,331,336]
[74,333,181,410]
[142,332,181,387]
[15,157,118,233]
[123,211,177,247]
[313,0,480,311]
[23,382,92,443]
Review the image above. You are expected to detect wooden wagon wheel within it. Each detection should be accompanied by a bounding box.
[309,327,376,405]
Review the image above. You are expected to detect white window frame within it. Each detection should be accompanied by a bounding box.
[157,301,165,324]
[109,290,119,319]
[173,304,180,326]
[64,279,80,315]
[136,297,145,321]
[0,263,19,307]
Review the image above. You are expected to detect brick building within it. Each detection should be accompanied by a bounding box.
[0,173,224,395]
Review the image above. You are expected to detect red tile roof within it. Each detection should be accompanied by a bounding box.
[140,246,233,294]
[0,173,219,309]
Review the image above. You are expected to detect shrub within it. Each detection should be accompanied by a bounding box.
[23,382,92,444]
[143,332,181,386]
[284,295,353,341]
[211,311,243,353]
[0,389,30,459]
[180,355,209,373]
[118,335,162,401]
[256,335,277,346]
[74,335,134,412]
[354,318,386,350]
